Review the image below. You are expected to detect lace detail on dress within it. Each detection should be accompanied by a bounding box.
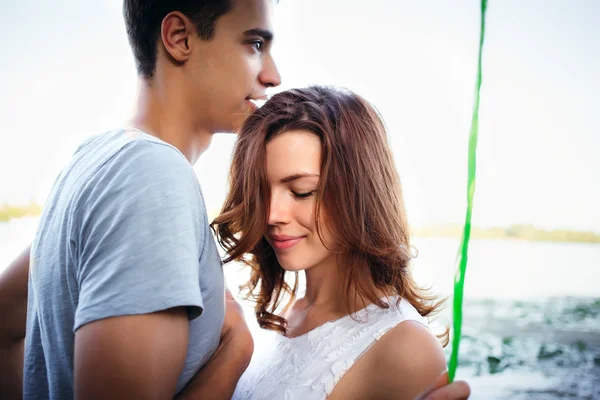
[232,297,427,400]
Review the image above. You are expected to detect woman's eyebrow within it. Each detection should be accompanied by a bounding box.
[280,173,320,184]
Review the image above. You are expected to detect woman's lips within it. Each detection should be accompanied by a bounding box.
[270,235,305,250]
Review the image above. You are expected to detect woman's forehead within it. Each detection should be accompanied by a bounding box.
[265,131,322,179]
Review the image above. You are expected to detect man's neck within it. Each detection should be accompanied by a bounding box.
[128,78,213,165]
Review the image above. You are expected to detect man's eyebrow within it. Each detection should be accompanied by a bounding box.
[280,173,320,184]
[243,28,274,42]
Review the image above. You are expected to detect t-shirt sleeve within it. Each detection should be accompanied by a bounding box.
[73,140,205,331]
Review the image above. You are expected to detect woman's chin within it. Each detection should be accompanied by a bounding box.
[278,260,307,273]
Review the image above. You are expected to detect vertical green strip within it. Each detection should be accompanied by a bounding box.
[448,0,488,382]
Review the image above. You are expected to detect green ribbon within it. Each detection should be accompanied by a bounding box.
[448,0,488,382]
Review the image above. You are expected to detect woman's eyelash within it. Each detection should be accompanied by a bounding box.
[293,191,315,199]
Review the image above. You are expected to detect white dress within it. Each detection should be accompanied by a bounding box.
[232,297,428,400]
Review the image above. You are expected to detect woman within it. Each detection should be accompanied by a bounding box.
[214,86,464,400]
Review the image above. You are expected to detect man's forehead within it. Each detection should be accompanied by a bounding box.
[216,0,274,42]
[222,0,275,31]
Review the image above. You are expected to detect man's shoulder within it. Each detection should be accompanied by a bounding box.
[86,128,190,173]
[69,128,204,216]
[75,129,196,191]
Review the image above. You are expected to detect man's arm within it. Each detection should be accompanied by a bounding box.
[74,307,189,400]
[0,245,30,399]
[176,290,253,400]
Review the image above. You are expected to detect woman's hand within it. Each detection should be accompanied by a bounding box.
[176,290,253,400]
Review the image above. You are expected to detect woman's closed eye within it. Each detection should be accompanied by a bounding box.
[292,190,315,199]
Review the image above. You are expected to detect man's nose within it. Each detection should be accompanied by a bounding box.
[259,54,282,88]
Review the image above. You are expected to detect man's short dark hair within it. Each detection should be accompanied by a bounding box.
[123,0,234,79]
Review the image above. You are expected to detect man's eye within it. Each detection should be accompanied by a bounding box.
[293,191,315,199]
[251,41,264,51]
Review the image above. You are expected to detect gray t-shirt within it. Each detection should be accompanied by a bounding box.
[24,128,225,399]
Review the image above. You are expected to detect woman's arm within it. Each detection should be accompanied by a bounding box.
[364,320,448,399]
[416,371,470,400]
[329,320,460,400]
[176,290,254,400]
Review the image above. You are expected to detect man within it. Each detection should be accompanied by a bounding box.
[0,0,469,399]
[2,0,279,399]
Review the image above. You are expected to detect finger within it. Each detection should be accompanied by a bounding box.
[415,371,448,400]
[424,380,471,400]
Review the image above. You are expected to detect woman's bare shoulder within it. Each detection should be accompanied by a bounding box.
[363,320,447,399]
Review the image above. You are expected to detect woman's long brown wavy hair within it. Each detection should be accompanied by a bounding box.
[212,86,447,344]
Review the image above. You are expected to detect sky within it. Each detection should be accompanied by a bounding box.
[0,0,598,232]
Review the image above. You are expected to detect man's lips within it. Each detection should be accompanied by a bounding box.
[270,234,305,250]
[245,98,258,112]
[245,95,269,110]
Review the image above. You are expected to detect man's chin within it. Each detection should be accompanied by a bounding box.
[228,111,253,134]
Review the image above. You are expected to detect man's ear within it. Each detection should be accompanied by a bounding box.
[160,11,194,63]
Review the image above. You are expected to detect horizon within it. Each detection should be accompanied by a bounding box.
[2,203,600,237]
